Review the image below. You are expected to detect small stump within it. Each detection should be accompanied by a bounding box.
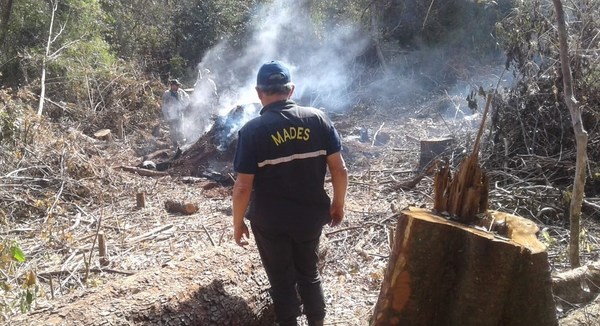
[418,137,454,169]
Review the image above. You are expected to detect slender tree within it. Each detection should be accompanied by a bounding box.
[551,0,588,268]
[0,0,15,48]
[38,0,59,116]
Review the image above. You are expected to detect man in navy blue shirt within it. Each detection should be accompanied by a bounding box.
[232,61,348,326]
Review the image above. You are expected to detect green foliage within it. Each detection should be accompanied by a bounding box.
[379,0,511,54]
[168,54,186,80]
[172,0,259,67]
[0,240,38,321]
[0,89,38,147]
[0,108,16,145]
[494,0,600,167]
[10,246,26,263]
[99,0,174,61]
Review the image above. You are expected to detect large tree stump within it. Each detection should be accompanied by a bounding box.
[371,208,558,326]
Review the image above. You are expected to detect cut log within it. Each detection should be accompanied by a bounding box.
[371,208,558,326]
[12,244,274,326]
[164,200,199,215]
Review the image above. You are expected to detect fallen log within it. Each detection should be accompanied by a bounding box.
[164,200,199,215]
[12,244,274,326]
[371,208,558,326]
[553,261,600,306]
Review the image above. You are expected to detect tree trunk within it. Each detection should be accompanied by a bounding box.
[38,0,58,116]
[12,244,274,325]
[0,0,14,47]
[551,0,588,268]
[371,208,558,326]
[370,1,387,72]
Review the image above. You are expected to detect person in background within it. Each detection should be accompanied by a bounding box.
[161,79,190,146]
[194,68,218,110]
[232,61,348,326]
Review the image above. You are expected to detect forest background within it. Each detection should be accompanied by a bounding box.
[1,0,600,322]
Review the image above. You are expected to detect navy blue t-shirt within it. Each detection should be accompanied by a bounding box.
[234,100,342,232]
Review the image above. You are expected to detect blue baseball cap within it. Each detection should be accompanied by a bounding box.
[256,61,291,88]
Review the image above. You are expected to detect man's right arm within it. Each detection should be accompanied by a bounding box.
[232,173,254,246]
[327,152,348,227]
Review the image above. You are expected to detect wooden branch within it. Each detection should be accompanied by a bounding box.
[393,161,437,191]
[36,268,136,278]
[583,199,600,213]
[128,224,174,244]
[117,166,169,177]
[202,225,216,247]
[371,122,385,147]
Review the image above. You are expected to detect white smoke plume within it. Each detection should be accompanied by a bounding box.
[180,0,370,144]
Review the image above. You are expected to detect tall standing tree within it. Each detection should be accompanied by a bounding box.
[551,0,588,268]
[0,0,15,48]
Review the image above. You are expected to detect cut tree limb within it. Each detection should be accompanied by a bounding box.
[117,166,169,177]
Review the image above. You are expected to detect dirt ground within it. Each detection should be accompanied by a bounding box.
[2,83,600,324]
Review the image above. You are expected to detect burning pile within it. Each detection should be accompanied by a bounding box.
[165,103,261,181]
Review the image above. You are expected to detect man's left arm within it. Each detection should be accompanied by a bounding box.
[232,173,254,246]
[180,90,190,106]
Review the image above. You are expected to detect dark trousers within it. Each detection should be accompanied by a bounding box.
[251,222,326,326]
